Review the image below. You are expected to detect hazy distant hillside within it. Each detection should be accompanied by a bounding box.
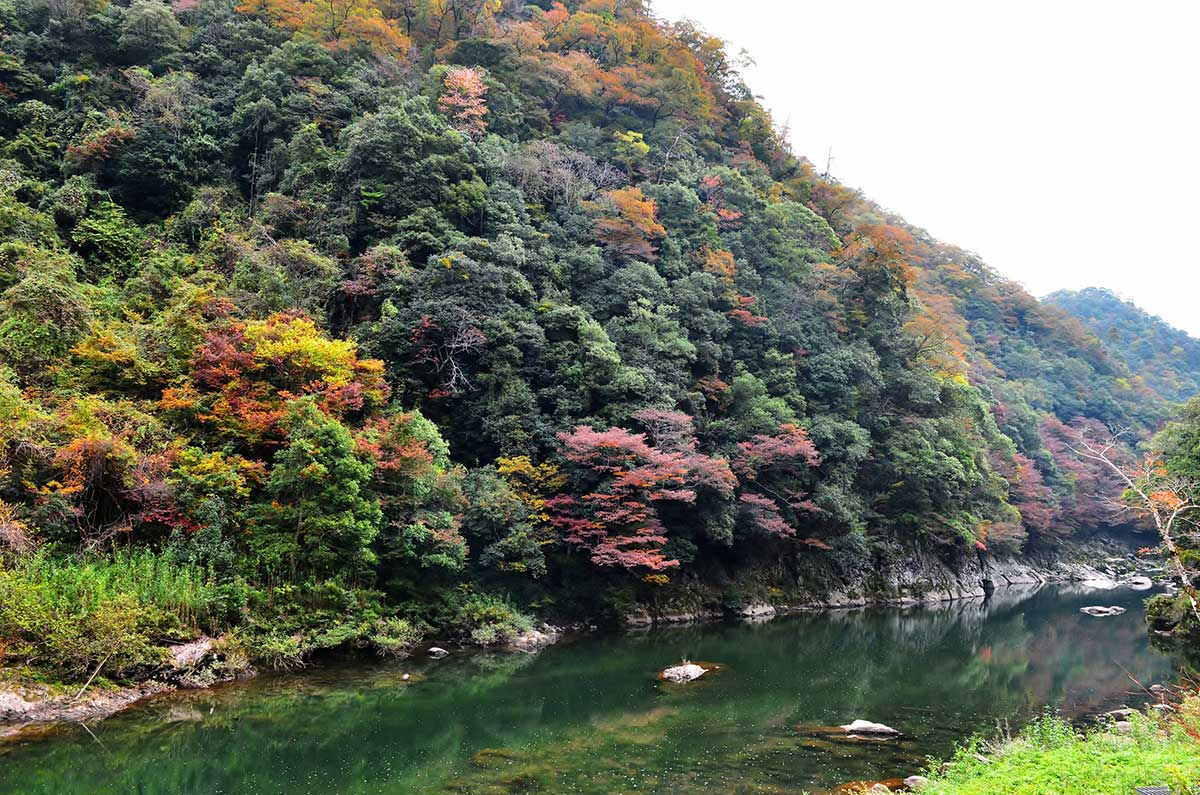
[1046,287,1200,404]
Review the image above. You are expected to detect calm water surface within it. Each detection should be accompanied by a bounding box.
[0,585,1186,794]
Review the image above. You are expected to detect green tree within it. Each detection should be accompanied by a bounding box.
[255,399,382,581]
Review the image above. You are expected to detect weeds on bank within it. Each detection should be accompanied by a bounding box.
[920,695,1200,795]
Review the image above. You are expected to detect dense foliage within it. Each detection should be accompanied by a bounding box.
[1047,287,1200,405]
[0,0,1193,677]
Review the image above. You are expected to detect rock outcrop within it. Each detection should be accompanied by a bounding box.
[660,663,707,683]
[505,625,562,653]
[840,719,901,736]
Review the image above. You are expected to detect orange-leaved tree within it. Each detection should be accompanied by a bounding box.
[236,0,410,56]
[591,186,665,261]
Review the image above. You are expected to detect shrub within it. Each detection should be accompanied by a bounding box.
[450,592,533,646]
[371,617,423,657]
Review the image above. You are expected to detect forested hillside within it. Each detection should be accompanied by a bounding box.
[1047,287,1200,405]
[0,0,1181,675]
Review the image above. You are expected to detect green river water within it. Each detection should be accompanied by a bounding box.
[0,585,1186,795]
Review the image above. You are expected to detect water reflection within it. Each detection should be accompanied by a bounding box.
[0,586,1186,795]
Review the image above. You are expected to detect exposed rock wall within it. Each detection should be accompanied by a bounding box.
[625,536,1163,625]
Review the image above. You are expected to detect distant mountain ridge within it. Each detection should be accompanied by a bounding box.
[1045,287,1200,404]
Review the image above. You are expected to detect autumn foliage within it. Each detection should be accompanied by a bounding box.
[548,413,734,574]
[236,0,411,55]
[161,313,387,447]
[438,67,488,138]
[592,187,666,260]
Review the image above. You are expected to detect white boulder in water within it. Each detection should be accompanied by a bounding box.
[840,719,901,736]
[660,663,707,683]
[1080,605,1126,617]
[1125,576,1153,590]
[1080,576,1118,589]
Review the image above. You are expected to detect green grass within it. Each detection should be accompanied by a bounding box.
[8,549,220,624]
[0,550,228,681]
[919,702,1200,795]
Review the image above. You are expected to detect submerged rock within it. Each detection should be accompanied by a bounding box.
[1080,605,1126,616]
[660,663,707,683]
[840,719,901,736]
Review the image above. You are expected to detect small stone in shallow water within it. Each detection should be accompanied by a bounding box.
[428,647,449,659]
[470,747,522,768]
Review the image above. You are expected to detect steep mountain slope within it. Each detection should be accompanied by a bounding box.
[1046,287,1200,404]
[0,0,1176,671]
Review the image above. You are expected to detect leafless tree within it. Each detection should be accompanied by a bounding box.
[1068,428,1200,624]
[411,310,487,396]
[502,140,623,207]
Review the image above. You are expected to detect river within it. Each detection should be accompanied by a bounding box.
[0,584,1186,794]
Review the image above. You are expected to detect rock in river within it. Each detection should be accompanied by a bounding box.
[428,646,450,659]
[1080,605,1126,617]
[505,625,562,653]
[840,719,901,736]
[1125,576,1154,590]
[660,663,707,683]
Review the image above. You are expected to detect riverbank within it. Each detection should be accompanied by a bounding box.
[0,635,253,741]
[905,690,1200,795]
[0,540,1166,740]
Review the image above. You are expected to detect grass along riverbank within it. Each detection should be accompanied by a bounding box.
[908,692,1200,795]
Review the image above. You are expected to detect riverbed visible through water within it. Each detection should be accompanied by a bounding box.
[0,585,1187,794]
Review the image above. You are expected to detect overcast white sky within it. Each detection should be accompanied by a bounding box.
[651,0,1200,335]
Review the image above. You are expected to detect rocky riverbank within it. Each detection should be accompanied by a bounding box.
[0,636,251,742]
[624,537,1164,626]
